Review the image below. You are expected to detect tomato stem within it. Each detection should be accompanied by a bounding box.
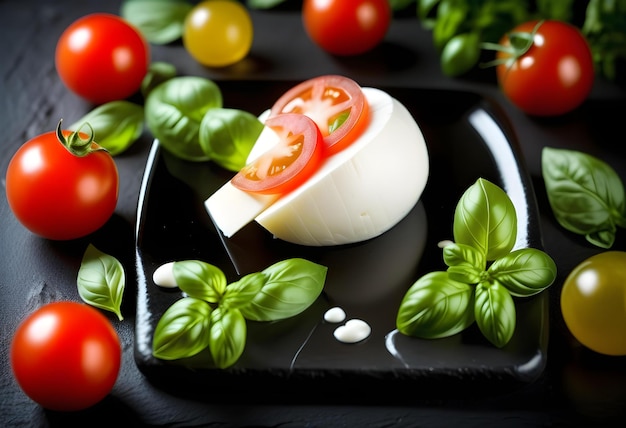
[479,20,544,69]
[55,119,106,157]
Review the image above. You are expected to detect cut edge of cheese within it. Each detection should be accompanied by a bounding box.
[205,87,429,244]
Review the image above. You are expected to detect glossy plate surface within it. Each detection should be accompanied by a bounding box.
[134,82,547,401]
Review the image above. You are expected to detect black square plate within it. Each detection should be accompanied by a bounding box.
[134,81,547,402]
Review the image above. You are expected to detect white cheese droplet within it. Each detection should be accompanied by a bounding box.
[324,307,346,323]
[333,319,371,343]
[153,262,178,288]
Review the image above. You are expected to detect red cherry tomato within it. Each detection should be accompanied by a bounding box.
[269,75,369,156]
[231,113,324,195]
[56,13,150,104]
[5,122,119,240]
[495,20,594,116]
[302,0,391,56]
[10,302,121,411]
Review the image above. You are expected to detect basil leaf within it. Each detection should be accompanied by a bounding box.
[454,178,517,261]
[239,258,327,321]
[542,147,626,248]
[173,260,227,303]
[396,271,475,339]
[246,0,288,9]
[488,248,557,297]
[145,76,223,161]
[209,307,247,369]
[432,0,468,51]
[77,244,125,321]
[69,101,144,156]
[443,242,486,284]
[222,272,267,310]
[474,282,515,348]
[141,62,177,99]
[198,108,264,172]
[121,0,192,45]
[152,297,212,360]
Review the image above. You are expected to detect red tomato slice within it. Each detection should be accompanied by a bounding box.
[231,113,324,195]
[269,75,369,156]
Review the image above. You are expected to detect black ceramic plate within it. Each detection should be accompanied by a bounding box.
[134,81,547,402]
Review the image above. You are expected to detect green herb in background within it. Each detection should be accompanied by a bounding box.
[542,147,626,249]
[121,0,193,44]
[582,0,626,81]
[396,178,556,348]
[69,101,144,156]
[152,258,327,368]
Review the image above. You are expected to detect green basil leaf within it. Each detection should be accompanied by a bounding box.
[121,0,192,45]
[69,101,144,156]
[454,178,517,261]
[145,76,223,161]
[246,0,288,9]
[77,244,125,321]
[209,307,247,369]
[152,297,212,360]
[443,242,486,284]
[239,258,327,321]
[173,260,227,303]
[474,282,515,348]
[542,147,626,249]
[198,108,264,172]
[488,248,557,297]
[396,271,475,339]
[222,272,267,310]
[141,62,177,99]
[432,0,468,51]
[440,32,481,76]
[389,0,417,12]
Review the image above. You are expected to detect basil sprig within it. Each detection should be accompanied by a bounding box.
[542,147,626,249]
[77,244,126,320]
[396,178,556,348]
[152,258,327,368]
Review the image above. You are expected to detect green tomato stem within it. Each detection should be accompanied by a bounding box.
[55,119,106,157]
[480,20,544,69]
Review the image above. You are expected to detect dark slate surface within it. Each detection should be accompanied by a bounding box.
[1,1,626,426]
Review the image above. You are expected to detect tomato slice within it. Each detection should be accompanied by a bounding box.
[231,113,324,195]
[269,75,369,156]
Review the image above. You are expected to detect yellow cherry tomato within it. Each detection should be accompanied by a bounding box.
[183,0,253,67]
[561,251,626,356]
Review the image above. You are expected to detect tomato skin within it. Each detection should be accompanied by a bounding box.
[5,129,119,240]
[269,75,369,156]
[10,302,121,411]
[561,251,626,356]
[56,13,150,104]
[232,113,324,195]
[496,20,594,116]
[302,0,391,56]
[183,1,253,67]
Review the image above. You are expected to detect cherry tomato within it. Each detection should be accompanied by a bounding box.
[56,13,150,104]
[5,121,119,240]
[302,0,391,56]
[10,301,121,411]
[561,251,626,356]
[269,75,369,156]
[495,20,594,116]
[231,113,324,195]
[183,0,253,67]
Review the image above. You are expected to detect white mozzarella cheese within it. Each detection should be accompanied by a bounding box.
[205,87,429,246]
